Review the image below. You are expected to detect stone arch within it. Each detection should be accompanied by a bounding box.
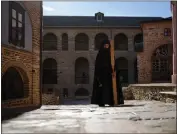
[43,58,57,84]
[134,33,143,51]
[114,33,128,50]
[43,33,57,51]
[75,33,89,50]
[62,33,68,51]
[94,33,108,50]
[116,57,128,83]
[75,88,89,97]
[2,66,29,101]
[151,44,172,82]
[75,57,89,84]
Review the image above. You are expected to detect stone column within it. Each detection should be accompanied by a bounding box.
[128,34,134,52]
[172,2,177,84]
[57,35,61,52]
[68,33,75,52]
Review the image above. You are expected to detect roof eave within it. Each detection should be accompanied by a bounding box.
[43,26,141,28]
[140,18,172,24]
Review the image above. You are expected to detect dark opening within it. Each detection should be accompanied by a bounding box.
[2,67,24,100]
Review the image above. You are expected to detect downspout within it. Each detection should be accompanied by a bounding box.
[39,1,43,107]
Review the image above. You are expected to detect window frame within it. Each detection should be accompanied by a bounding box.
[9,1,25,48]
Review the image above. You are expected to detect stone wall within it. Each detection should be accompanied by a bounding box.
[124,83,176,101]
[42,94,59,105]
[43,28,141,102]
[1,1,42,108]
[137,21,172,83]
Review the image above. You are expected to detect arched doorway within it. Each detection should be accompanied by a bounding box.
[75,57,89,84]
[75,88,89,101]
[114,33,128,51]
[152,44,172,82]
[94,33,108,50]
[116,57,128,83]
[2,67,24,100]
[43,58,57,84]
[75,33,89,50]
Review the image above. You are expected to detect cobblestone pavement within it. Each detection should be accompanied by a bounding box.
[2,100,176,133]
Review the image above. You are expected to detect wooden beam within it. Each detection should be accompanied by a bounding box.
[110,39,118,105]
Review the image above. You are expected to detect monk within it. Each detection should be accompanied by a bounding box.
[91,39,124,107]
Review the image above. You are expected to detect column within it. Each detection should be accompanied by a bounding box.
[128,33,134,51]
[68,33,75,52]
[172,2,177,84]
[57,35,61,52]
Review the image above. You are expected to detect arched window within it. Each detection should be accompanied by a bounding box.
[43,33,57,51]
[94,33,108,50]
[43,58,57,84]
[62,33,68,51]
[116,57,128,83]
[152,44,172,82]
[2,67,24,100]
[75,57,89,84]
[114,33,128,50]
[75,33,89,51]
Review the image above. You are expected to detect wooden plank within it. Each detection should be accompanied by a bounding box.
[110,39,118,105]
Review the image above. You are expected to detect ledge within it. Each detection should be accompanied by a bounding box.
[160,92,176,95]
[124,83,176,102]
[128,83,176,87]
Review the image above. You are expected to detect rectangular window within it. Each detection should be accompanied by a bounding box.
[9,2,25,47]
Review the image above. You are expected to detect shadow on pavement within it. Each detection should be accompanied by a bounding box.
[2,106,41,121]
[115,104,145,107]
[102,104,145,108]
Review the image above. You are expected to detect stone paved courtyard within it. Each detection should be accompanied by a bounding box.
[2,100,176,133]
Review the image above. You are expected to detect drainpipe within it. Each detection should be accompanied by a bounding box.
[39,1,43,107]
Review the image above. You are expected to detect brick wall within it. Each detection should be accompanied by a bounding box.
[42,93,59,105]
[137,21,172,83]
[1,1,42,108]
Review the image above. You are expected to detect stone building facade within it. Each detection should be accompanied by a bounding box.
[137,18,173,83]
[43,13,162,103]
[1,1,42,108]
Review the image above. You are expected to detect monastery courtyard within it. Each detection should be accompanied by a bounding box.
[2,100,176,133]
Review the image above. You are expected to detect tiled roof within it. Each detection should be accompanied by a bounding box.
[43,16,163,27]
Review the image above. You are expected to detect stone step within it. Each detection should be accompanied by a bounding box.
[159,91,177,103]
